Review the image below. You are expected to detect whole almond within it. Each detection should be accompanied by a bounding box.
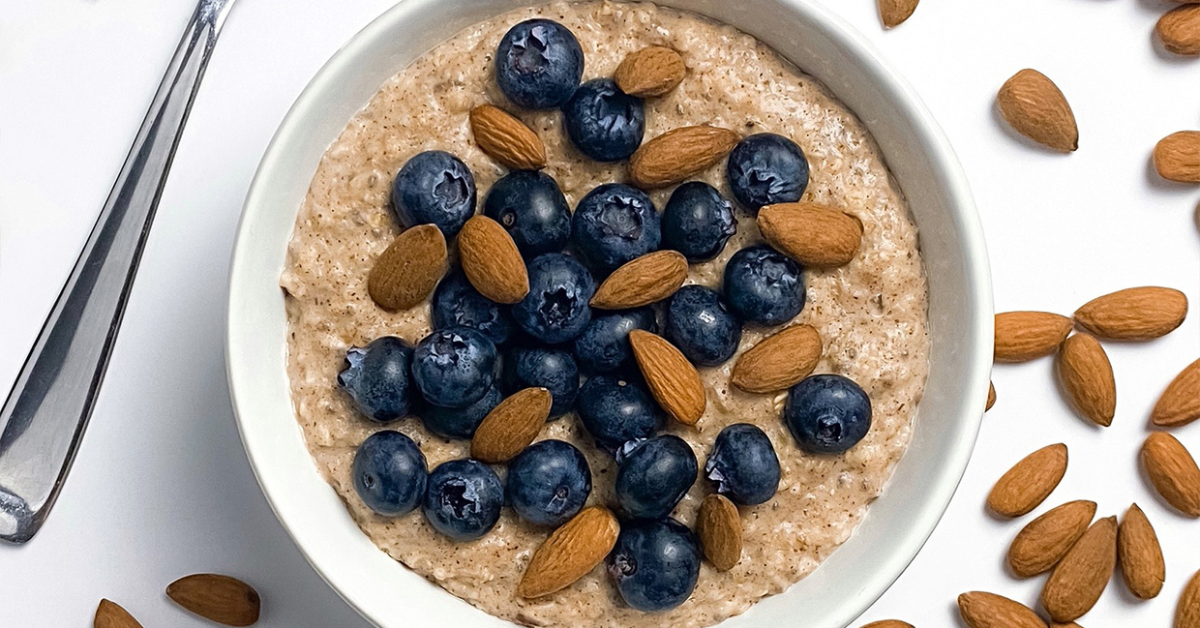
[731,324,822,393]
[1178,569,1200,628]
[591,250,688,309]
[629,330,706,425]
[1008,500,1097,578]
[469,104,547,170]
[1155,131,1200,183]
[630,126,740,188]
[958,591,1048,628]
[878,0,918,27]
[518,507,619,598]
[861,622,914,628]
[458,215,529,304]
[697,494,742,571]
[614,46,686,97]
[471,388,552,463]
[987,443,1069,517]
[95,600,143,628]
[986,381,997,412]
[1118,503,1165,600]
[367,224,447,311]
[167,574,261,627]
[994,311,1073,362]
[757,202,863,268]
[1056,333,1116,427]
[1153,358,1200,427]
[1075,286,1189,340]
[1142,432,1200,516]
[1158,5,1200,56]
[1041,516,1117,622]
[997,69,1078,152]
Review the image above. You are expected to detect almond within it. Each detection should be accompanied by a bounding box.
[997,69,1078,152]
[697,494,741,571]
[1153,358,1200,428]
[1118,503,1165,600]
[986,381,997,412]
[458,215,529,304]
[1155,131,1200,183]
[1142,432,1200,517]
[629,126,740,188]
[591,250,688,309]
[518,506,619,598]
[166,574,261,627]
[471,387,552,463]
[860,622,914,628]
[1178,569,1200,628]
[878,0,919,28]
[469,104,546,170]
[994,311,1073,362]
[757,202,864,268]
[1056,333,1116,427]
[95,600,143,628]
[731,324,822,393]
[987,443,1069,517]
[1008,500,1097,578]
[1158,5,1200,56]
[629,330,706,425]
[367,224,447,310]
[614,46,686,97]
[1074,286,1189,340]
[957,591,1047,628]
[1041,516,1117,622]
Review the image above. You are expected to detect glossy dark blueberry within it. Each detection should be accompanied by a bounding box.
[391,150,476,237]
[661,182,737,262]
[614,435,698,519]
[505,440,592,527]
[572,183,660,273]
[725,133,810,212]
[432,271,516,346]
[607,518,701,612]
[705,424,780,505]
[422,459,504,541]
[723,244,805,325]
[664,286,741,367]
[562,78,645,162]
[483,170,572,256]
[495,19,584,109]
[412,327,498,408]
[512,253,596,344]
[352,431,428,516]
[337,337,417,422]
[572,308,658,373]
[784,374,872,454]
[421,385,502,440]
[576,375,662,452]
[504,345,580,418]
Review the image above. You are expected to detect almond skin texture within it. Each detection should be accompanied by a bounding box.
[1142,432,1200,516]
[1153,358,1200,427]
[1008,500,1097,578]
[1056,333,1116,427]
[757,202,863,268]
[1041,516,1117,622]
[1155,131,1200,183]
[1119,503,1165,600]
[629,126,740,188]
[994,311,1073,362]
[458,215,529,304]
[997,69,1078,152]
[697,494,742,571]
[1178,569,1200,628]
[629,330,706,425]
[1158,5,1200,56]
[166,574,261,627]
[614,46,686,97]
[367,224,447,311]
[469,104,546,170]
[987,443,1069,517]
[1074,286,1189,340]
[878,0,919,27]
[95,600,143,628]
[591,250,687,309]
[518,507,619,598]
[470,387,552,463]
[986,381,997,411]
[958,591,1048,628]
[860,622,914,628]
[731,324,822,393]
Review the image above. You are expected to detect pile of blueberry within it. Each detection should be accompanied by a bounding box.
[338,18,873,612]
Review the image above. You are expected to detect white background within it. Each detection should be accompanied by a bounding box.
[1,0,1198,625]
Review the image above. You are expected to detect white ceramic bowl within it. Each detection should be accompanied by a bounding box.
[227,1,993,626]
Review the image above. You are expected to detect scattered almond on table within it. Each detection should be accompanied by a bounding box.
[94,599,144,628]
[1118,503,1166,600]
[1040,516,1117,622]
[877,0,919,28]
[1142,432,1200,517]
[997,69,1079,153]
[994,311,1073,363]
[957,591,1046,628]
[987,443,1069,517]
[1153,358,1200,428]
[1007,500,1096,578]
[1179,570,1200,628]
[166,573,261,627]
[1055,333,1116,427]
[1155,131,1200,184]
[1157,4,1200,57]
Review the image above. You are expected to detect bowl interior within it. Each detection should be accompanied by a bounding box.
[227,1,993,627]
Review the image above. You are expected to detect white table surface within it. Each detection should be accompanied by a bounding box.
[1,0,1198,625]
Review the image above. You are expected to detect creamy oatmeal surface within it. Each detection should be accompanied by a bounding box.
[281,2,930,627]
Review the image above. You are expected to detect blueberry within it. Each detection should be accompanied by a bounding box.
[422,459,504,541]
[495,19,583,109]
[661,182,737,262]
[572,183,661,273]
[562,79,645,162]
[504,345,580,418]
[512,253,596,344]
[412,327,498,408]
[352,431,428,516]
[614,435,698,519]
[784,374,872,454]
[664,286,741,366]
[726,133,810,212]
[421,385,502,440]
[723,244,805,325]
[391,150,476,237]
[576,375,663,452]
[572,308,658,373]
[705,424,780,505]
[483,170,572,256]
[337,337,417,422]
[432,271,516,346]
[505,440,591,526]
[607,518,701,612]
